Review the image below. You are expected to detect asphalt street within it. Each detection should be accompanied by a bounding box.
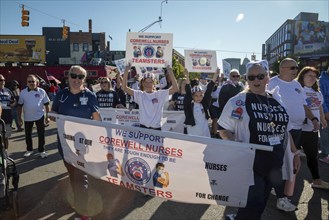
[0,121,328,220]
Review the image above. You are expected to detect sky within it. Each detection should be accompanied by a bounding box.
[1,0,328,68]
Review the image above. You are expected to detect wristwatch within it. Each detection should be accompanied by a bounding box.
[311,117,319,122]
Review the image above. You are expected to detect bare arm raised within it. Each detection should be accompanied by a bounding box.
[122,62,134,97]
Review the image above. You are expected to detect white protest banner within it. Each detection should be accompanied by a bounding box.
[184,50,217,73]
[99,108,185,134]
[114,58,126,75]
[126,32,173,68]
[222,59,231,78]
[53,113,273,207]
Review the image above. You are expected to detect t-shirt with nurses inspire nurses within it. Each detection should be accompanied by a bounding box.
[302,87,323,132]
[218,92,290,176]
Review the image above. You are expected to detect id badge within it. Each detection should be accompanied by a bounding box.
[269,135,281,145]
[80,97,88,105]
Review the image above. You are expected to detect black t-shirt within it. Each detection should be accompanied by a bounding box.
[171,93,185,111]
[96,90,120,108]
[218,83,243,116]
[245,93,289,176]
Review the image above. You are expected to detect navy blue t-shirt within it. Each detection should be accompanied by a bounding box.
[52,88,99,119]
[96,90,120,108]
[0,88,15,124]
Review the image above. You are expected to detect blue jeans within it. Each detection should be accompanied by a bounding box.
[11,106,21,129]
[320,122,329,156]
[236,168,283,220]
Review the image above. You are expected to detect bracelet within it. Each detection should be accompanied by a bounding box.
[311,117,319,122]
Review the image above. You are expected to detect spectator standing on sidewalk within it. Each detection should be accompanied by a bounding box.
[319,67,329,164]
[0,74,16,155]
[18,74,50,158]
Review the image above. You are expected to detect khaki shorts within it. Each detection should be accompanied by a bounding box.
[0,124,12,139]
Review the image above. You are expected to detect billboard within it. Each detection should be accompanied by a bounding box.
[0,35,46,63]
[294,20,329,55]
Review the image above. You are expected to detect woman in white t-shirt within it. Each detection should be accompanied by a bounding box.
[297,66,329,189]
[122,62,178,130]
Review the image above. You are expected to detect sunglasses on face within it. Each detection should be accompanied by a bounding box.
[70,73,85,79]
[231,75,240,78]
[28,80,35,83]
[283,66,299,70]
[247,73,266,81]
[0,79,5,82]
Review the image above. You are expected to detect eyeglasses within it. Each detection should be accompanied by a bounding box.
[282,66,299,70]
[28,80,35,83]
[70,73,85,79]
[247,73,266,81]
[231,75,240,78]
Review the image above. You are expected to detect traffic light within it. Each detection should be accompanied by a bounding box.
[21,8,29,27]
[62,26,69,40]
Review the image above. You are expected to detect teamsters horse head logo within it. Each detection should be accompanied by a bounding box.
[125,157,151,185]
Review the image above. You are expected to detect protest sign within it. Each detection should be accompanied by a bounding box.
[184,50,217,73]
[126,32,173,68]
[114,58,126,75]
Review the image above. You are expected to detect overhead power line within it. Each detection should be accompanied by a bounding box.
[16,2,86,29]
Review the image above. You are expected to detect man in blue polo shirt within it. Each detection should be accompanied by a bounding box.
[18,74,50,158]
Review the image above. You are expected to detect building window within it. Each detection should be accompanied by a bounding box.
[73,43,79,51]
[83,43,88,51]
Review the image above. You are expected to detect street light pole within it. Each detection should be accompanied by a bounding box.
[137,0,168,32]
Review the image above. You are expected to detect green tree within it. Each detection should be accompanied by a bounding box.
[172,56,185,79]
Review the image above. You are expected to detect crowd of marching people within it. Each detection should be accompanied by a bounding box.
[1,58,328,220]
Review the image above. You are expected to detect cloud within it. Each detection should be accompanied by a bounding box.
[236,13,244,23]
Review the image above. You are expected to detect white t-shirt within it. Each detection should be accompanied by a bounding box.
[186,102,211,137]
[18,87,50,121]
[302,87,323,132]
[134,89,169,128]
[268,76,306,130]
